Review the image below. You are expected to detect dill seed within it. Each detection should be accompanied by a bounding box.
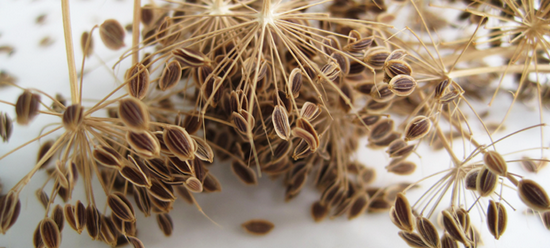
[203,173,222,192]
[80,31,94,58]
[311,201,329,222]
[127,236,145,248]
[159,61,182,91]
[442,210,470,245]
[99,19,126,50]
[52,204,64,232]
[388,75,417,97]
[476,167,497,197]
[441,233,459,248]
[39,217,60,248]
[36,189,49,209]
[289,68,303,98]
[483,151,508,176]
[398,231,430,248]
[230,160,258,186]
[192,137,214,163]
[15,90,40,125]
[348,193,368,220]
[0,112,13,142]
[242,219,275,236]
[62,104,84,131]
[300,102,321,121]
[37,140,54,169]
[156,213,173,237]
[272,105,291,140]
[390,193,414,232]
[416,216,440,248]
[85,204,101,240]
[172,48,210,67]
[93,145,123,169]
[0,45,15,56]
[404,116,431,142]
[107,192,135,222]
[163,125,196,161]
[364,47,390,70]
[120,165,152,188]
[126,131,160,158]
[518,179,550,211]
[119,97,150,131]
[185,177,203,193]
[371,83,395,102]
[126,63,150,100]
[487,200,507,240]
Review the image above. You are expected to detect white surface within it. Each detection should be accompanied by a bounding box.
[1,1,550,248]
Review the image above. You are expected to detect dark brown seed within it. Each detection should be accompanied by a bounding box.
[163,125,196,161]
[520,157,541,173]
[185,177,203,193]
[364,47,390,70]
[232,112,250,135]
[348,193,369,220]
[93,145,123,169]
[51,205,64,232]
[99,216,117,246]
[518,179,550,211]
[99,19,125,50]
[127,236,145,248]
[318,62,340,83]
[464,169,479,190]
[311,201,329,222]
[159,61,182,91]
[177,112,202,135]
[542,211,550,230]
[398,231,430,248]
[355,82,375,95]
[483,150,507,176]
[145,159,172,181]
[120,164,152,188]
[133,185,152,216]
[359,167,376,185]
[440,233,458,248]
[37,140,54,169]
[476,167,497,197]
[33,223,43,248]
[289,68,303,98]
[36,189,49,209]
[39,218,60,248]
[75,201,87,233]
[388,140,415,158]
[389,75,417,96]
[0,112,12,142]
[126,131,160,158]
[300,102,321,121]
[442,210,470,245]
[62,104,84,131]
[390,193,414,232]
[203,173,222,192]
[369,119,394,142]
[345,37,374,53]
[0,192,20,232]
[172,48,210,67]
[193,137,214,163]
[149,180,175,202]
[366,99,392,113]
[126,63,149,100]
[371,83,395,102]
[141,5,153,25]
[384,59,412,79]
[487,200,507,240]
[80,31,94,58]
[119,97,149,131]
[416,217,440,248]
[435,79,450,98]
[331,52,350,75]
[231,160,257,185]
[405,116,431,141]
[108,192,136,222]
[157,213,173,236]
[273,105,291,140]
[387,160,416,175]
[86,204,102,240]
[242,219,275,235]
[15,90,41,125]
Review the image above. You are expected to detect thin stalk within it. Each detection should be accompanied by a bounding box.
[61,0,79,104]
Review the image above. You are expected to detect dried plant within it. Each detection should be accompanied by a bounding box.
[1,0,550,247]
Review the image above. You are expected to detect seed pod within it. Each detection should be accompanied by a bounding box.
[520,157,542,173]
[440,233,458,248]
[542,211,550,230]
[203,173,222,192]
[177,112,202,135]
[331,52,350,75]
[159,61,182,91]
[311,201,329,222]
[300,102,321,121]
[345,37,374,53]
[487,200,507,240]
[416,217,440,248]
[126,63,149,100]
[86,204,101,240]
[80,31,94,57]
[384,59,412,79]
[37,140,54,169]
[483,150,507,176]
[149,180,176,202]
[518,179,550,211]
[387,139,415,158]
[464,169,479,190]
[157,213,173,236]
[231,160,258,185]
[0,112,12,142]
[434,79,450,99]
[126,131,160,158]
[289,68,302,98]
[476,167,497,197]
[99,216,117,246]
[348,193,369,220]
[39,217,60,248]
[192,137,214,163]
[0,192,21,233]
[140,5,153,25]
[93,145,123,169]
[133,185,151,216]
[369,119,394,142]
[172,48,210,67]
[15,90,41,125]
[272,105,291,140]
[405,116,431,141]
[99,19,125,50]
[398,231,430,248]
[62,104,84,131]
[390,193,414,232]
[318,61,340,83]
[322,36,341,55]
[127,236,145,248]
[387,49,408,61]
[371,83,395,102]
[120,164,152,188]
[33,223,43,248]
[364,47,390,70]
[185,177,203,193]
[163,125,196,161]
[441,210,470,245]
[242,219,275,235]
[119,97,150,131]
[108,192,135,222]
[232,111,250,135]
[389,75,417,96]
[51,205,64,232]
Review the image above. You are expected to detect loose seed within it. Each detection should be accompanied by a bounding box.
[242,219,275,235]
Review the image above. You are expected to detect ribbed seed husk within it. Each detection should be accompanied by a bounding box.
[230,160,258,185]
[398,231,430,248]
[119,97,150,131]
[39,217,60,248]
[483,150,508,176]
[0,112,13,142]
[441,210,470,245]
[242,219,275,235]
[85,204,102,240]
[156,213,173,236]
[62,104,84,131]
[487,200,507,240]
[390,193,414,232]
[93,145,123,169]
[476,167,497,197]
[126,131,160,158]
[125,63,150,100]
[15,90,41,125]
[159,61,182,91]
[272,105,291,140]
[80,31,94,57]
[518,179,550,211]
[51,204,64,232]
[99,19,125,50]
[404,116,431,141]
[108,192,136,222]
[416,216,440,248]
[163,125,196,161]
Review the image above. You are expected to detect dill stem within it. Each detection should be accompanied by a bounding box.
[132,0,141,65]
[448,64,550,79]
[61,0,79,104]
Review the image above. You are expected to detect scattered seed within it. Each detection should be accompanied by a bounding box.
[242,219,275,235]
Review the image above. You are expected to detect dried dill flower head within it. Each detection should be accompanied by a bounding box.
[1,0,550,247]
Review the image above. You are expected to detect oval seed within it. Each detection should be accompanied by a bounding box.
[416,216,440,248]
[99,19,125,50]
[369,119,394,142]
[384,59,412,79]
[0,112,13,142]
[518,179,550,211]
[441,233,459,248]
[120,165,151,188]
[107,192,135,222]
[318,61,340,83]
[163,125,196,161]
[157,213,173,236]
[371,83,395,102]
[62,104,84,131]
[159,61,182,91]
[405,116,431,141]
[126,63,149,100]
[172,48,210,67]
[93,145,123,169]
[476,167,497,197]
[51,205,64,232]
[487,200,507,240]
[126,131,160,158]
[398,231,430,248]
[119,97,150,131]
[15,90,41,125]
[389,75,417,96]
[348,193,369,220]
[272,105,291,140]
[442,210,469,245]
[242,219,275,235]
[364,47,390,70]
[80,31,94,58]
[300,102,321,121]
[464,169,479,190]
[231,160,257,185]
[311,201,329,222]
[192,137,214,163]
[39,217,60,248]
[390,193,414,232]
[289,68,302,98]
[85,204,101,240]
[483,150,507,176]
[387,160,416,175]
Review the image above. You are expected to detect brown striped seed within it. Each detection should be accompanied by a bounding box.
[487,200,507,240]
[404,116,431,141]
[518,179,550,211]
[272,105,291,140]
[371,83,395,103]
[39,217,60,248]
[242,219,275,235]
[80,31,94,58]
[476,167,497,197]
[126,63,150,100]
[163,125,196,161]
[62,104,84,132]
[416,216,440,248]
[231,160,258,185]
[119,97,150,131]
[157,213,173,236]
[172,48,210,67]
[99,19,125,50]
[159,61,182,91]
[390,193,414,232]
[108,192,136,222]
[483,150,507,176]
[126,131,160,158]
[289,68,303,98]
[398,231,430,248]
[15,90,41,125]
[0,112,12,142]
[388,75,417,96]
[93,145,123,169]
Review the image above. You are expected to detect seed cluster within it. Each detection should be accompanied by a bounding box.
[1,0,550,247]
